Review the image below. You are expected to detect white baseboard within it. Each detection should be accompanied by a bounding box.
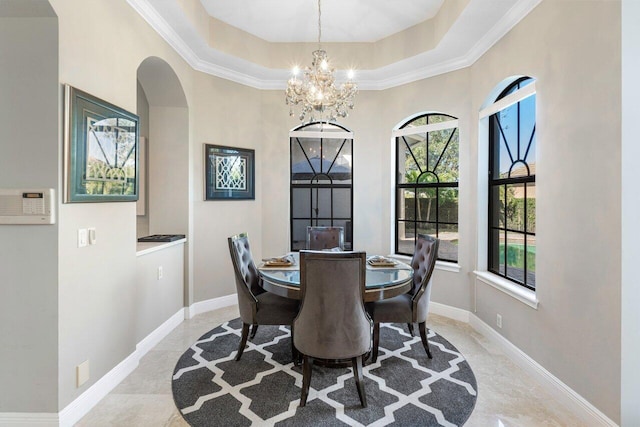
[0,413,58,426]
[137,309,185,355]
[57,308,186,427]
[430,301,470,323]
[57,351,138,427]
[55,297,235,425]
[468,313,618,427]
[187,293,237,318]
[2,299,616,427]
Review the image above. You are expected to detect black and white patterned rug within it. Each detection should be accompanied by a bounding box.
[172,318,477,426]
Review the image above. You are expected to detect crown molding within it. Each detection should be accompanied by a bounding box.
[127,0,542,91]
[465,0,543,65]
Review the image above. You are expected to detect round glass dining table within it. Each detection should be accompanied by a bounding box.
[258,253,413,302]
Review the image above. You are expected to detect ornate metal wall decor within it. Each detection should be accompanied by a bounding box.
[204,144,255,200]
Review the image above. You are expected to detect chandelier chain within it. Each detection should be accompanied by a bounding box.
[317,0,322,47]
[284,0,357,123]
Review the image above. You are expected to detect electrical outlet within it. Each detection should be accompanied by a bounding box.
[496,314,503,328]
[77,360,90,387]
[157,266,163,280]
[78,228,88,248]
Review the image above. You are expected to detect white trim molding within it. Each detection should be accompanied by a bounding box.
[478,81,536,119]
[430,301,470,323]
[57,293,238,426]
[288,130,353,139]
[126,0,543,90]
[11,295,614,427]
[475,78,538,309]
[0,413,59,426]
[58,308,186,426]
[469,312,618,427]
[392,120,459,137]
[474,270,538,309]
[187,293,238,318]
[389,254,462,274]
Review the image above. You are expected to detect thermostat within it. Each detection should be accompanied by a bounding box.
[0,188,55,224]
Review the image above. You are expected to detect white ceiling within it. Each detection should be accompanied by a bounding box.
[199,0,444,43]
[127,0,542,90]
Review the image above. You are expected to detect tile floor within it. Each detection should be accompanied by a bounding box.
[76,305,585,426]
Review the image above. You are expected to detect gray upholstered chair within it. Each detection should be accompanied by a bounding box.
[293,251,371,407]
[366,234,439,363]
[305,226,345,250]
[227,233,300,361]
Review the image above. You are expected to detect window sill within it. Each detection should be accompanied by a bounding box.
[389,254,461,273]
[473,270,539,309]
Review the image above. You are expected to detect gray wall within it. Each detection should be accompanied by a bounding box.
[0,0,625,422]
[0,2,59,412]
[135,244,184,342]
[50,0,195,408]
[471,1,621,419]
[259,1,621,422]
[136,81,150,237]
[621,0,640,424]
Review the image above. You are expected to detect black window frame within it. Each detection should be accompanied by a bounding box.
[394,113,459,262]
[290,122,353,251]
[488,77,536,290]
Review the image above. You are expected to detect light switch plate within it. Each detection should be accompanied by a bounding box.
[88,227,96,245]
[78,229,88,248]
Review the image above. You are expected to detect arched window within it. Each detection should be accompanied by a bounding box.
[290,122,353,250]
[394,113,459,262]
[488,77,536,289]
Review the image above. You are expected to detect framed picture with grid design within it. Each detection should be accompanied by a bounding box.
[204,144,255,200]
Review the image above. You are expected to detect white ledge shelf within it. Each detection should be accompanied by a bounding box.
[136,238,186,257]
[389,254,462,273]
[474,270,539,309]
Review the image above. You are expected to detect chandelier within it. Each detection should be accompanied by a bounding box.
[285,0,357,122]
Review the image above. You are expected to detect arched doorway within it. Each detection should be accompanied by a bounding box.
[136,57,191,306]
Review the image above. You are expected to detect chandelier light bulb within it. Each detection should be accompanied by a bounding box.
[347,69,355,80]
[292,66,300,76]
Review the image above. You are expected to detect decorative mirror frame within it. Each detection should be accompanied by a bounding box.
[204,144,255,201]
[64,84,139,203]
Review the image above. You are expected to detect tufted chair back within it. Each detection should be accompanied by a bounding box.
[409,234,440,322]
[306,226,345,250]
[294,251,371,359]
[227,233,263,324]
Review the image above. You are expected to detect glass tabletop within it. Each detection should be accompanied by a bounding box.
[258,252,413,300]
[259,268,413,290]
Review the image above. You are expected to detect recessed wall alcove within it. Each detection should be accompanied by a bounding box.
[136,57,191,306]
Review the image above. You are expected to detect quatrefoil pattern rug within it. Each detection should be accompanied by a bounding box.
[172,318,477,426]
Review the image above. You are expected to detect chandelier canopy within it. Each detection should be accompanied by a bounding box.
[285,0,357,123]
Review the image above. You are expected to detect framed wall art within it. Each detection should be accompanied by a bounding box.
[204,144,255,200]
[64,84,139,203]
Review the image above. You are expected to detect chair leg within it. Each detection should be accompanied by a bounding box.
[300,355,312,407]
[418,322,432,359]
[291,323,301,366]
[407,322,414,336]
[250,324,258,339]
[235,323,250,361]
[372,323,380,363]
[353,355,367,408]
